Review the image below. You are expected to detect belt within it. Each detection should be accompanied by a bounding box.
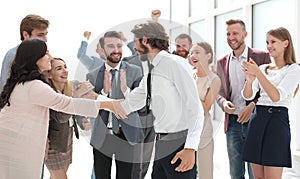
[155,130,188,141]
[107,127,122,135]
[139,110,152,116]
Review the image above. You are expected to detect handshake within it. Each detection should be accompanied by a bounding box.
[72,80,127,119]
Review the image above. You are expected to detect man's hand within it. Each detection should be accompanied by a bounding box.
[119,31,127,43]
[82,118,91,131]
[237,102,255,124]
[151,9,161,21]
[120,69,127,94]
[83,31,91,40]
[103,69,111,94]
[223,101,236,114]
[171,148,195,172]
[112,100,127,119]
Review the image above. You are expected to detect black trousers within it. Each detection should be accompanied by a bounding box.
[93,132,135,179]
[151,134,197,179]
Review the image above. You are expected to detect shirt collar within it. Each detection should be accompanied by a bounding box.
[230,46,248,61]
[105,61,121,71]
[151,50,168,67]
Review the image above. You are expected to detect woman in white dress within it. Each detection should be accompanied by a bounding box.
[0,39,125,179]
[189,42,221,179]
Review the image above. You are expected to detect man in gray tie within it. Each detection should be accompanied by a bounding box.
[85,31,144,179]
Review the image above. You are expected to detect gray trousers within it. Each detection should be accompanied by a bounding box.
[131,111,155,179]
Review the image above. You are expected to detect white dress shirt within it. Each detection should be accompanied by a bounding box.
[229,47,248,114]
[242,63,300,108]
[121,50,204,150]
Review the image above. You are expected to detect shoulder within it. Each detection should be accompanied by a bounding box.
[87,64,104,76]
[249,47,269,55]
[217,54,230,62]
[210,73,221,85]
[123,54,138,62]
[123,61,141,71]
[2,46,18,62]
[288,63,300,72]
[26,80,51,90]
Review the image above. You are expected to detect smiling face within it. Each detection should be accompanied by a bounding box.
[103,37,123,67]
[36,51,52,72]
[189,44,210,68]
[266,34,288,60]
[175,37,192,59]
[48,58,68,84]
[226,23,247,51]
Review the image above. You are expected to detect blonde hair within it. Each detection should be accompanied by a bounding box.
[45,58,72,97]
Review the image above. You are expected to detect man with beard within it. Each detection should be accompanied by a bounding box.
[85,31,144,179]
[172,33,193,59]
[216,19,270,179]
[121,21,204,179]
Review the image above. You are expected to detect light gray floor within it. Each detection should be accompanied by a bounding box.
[44,119,300,179]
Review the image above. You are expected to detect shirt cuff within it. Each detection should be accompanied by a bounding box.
[101,89,109,97]
[96,94,111,101]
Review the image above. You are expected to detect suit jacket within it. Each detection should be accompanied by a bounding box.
[48,110,72,152]
[216,47,271,133]
[122,53,144,74]
[87,61,144,150]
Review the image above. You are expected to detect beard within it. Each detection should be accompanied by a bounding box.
[137,43,149,62]
[176,49,189,58]
[105,52,122,64]
[228,38,245,51]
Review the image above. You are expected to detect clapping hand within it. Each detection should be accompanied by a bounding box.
[242,58,258,83]
[103,69,111,94]
[82,118,91,131]
[120,69,127,94]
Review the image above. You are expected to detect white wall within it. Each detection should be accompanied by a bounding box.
[0,0,170,80]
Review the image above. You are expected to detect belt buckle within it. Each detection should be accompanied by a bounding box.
[156,133,167,140]
[107,128,114,135]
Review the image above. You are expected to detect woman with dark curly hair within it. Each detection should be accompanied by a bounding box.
[0,38,125,179]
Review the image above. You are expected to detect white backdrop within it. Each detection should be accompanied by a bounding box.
[0,0,169,80]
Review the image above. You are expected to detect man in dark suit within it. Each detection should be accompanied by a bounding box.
[216,19,271,179]
[87,31,144,179]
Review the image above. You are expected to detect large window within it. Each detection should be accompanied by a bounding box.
[253,0,297,51]
[215,10,243,59]
[189,0,208,17]
[189,20,205,43]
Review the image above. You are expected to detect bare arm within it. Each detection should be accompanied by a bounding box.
[201,77,221,114]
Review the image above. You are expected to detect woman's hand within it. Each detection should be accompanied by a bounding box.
[242,58,258,83]
[73,81,95,98]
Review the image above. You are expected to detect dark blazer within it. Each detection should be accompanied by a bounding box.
[48,110,72,152]
[87,61,144,150]
[216,47,271,133]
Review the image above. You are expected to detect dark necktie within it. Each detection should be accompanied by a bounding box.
[146,62,154,113]
[72,116,79,139]
[110,69,119,133]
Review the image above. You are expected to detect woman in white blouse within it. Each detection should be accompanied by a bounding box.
[241,27,300,179]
